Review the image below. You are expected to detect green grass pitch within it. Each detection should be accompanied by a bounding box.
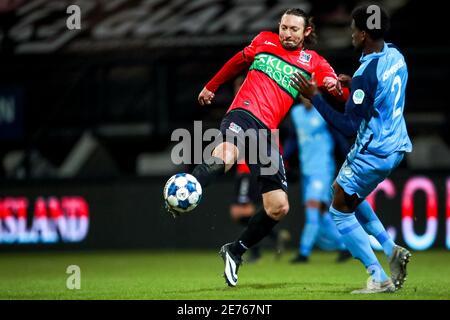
[0,250,449,299]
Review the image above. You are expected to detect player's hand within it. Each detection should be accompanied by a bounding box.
[291,72,319,100]
[198,87,215,106]
[323,76,343,95]
[338,74,352,88]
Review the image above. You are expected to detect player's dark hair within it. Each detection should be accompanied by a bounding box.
[283,8,317,46]
[351,5,390,40]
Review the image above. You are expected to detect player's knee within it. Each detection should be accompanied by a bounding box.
[212,142,238,169]
[331,181,341,196]
[331,181,359,212]
[265,201,289,220]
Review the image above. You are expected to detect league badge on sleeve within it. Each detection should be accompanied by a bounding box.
[353,89,365,104]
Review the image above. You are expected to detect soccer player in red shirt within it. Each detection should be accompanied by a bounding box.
[191,8,349,287]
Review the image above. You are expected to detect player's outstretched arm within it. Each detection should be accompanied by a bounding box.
[198,51,252,106]
[291,72,361,137]
[314,58,350,101]
[338,74,352,88]
[322,76,343,95]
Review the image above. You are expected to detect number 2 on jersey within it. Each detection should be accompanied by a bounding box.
[392,75,403,119]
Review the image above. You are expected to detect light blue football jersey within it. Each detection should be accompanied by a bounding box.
[291,104,335,176]
[349,42,412,156]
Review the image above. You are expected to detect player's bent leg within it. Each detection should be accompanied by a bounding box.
[355,200,411,289]
[166,142,238,217]
[192,142,238,188]
[262,190,290,259]
[337,149,411,291]
[212,141,239,173]
[331,181,360,213]
[330,182,395,293]
[230,203,262,263]
[318,209,352,263]
[356,200,396,258]
[220,189,288,287]
[230,189,288,257]
[262,189,289,221]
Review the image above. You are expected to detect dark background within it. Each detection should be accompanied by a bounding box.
[0,171,448,250]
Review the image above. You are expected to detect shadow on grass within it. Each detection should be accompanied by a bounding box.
[163,282,351,295]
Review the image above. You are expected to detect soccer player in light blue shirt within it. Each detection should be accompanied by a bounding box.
[290,98,349,263]
[291,5,412,293]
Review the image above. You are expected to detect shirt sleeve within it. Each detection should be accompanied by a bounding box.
[315,55,350,102]
[205,33,264,92]
[310,61,378,137]
[314,56,338,85]
[311,94,362,137]
[242,32,265,62]
[205,51,251,92]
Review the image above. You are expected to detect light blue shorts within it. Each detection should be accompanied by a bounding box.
[335,144,405,199]
[302,173,333,204]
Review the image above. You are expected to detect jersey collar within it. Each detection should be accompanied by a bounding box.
[359,42,388,63]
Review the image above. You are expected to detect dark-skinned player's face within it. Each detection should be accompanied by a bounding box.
[351,19,365,51]
[279,14,311,50]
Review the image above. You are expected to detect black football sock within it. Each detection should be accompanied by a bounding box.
[191,157,225,188]
[230,209,279,257]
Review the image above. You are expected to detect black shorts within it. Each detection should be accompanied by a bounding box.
[219,108,288,194]
[233,173,261,205]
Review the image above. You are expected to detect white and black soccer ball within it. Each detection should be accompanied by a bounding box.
[163,173,202,213]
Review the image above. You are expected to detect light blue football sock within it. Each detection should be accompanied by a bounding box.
[321,212,346,251]
[330,205,389,282]
[356,200,395,258]
[299,207,320,256]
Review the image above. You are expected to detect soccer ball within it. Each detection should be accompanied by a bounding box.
[163,173,202,213]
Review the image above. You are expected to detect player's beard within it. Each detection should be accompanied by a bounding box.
[281,39,303,51]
